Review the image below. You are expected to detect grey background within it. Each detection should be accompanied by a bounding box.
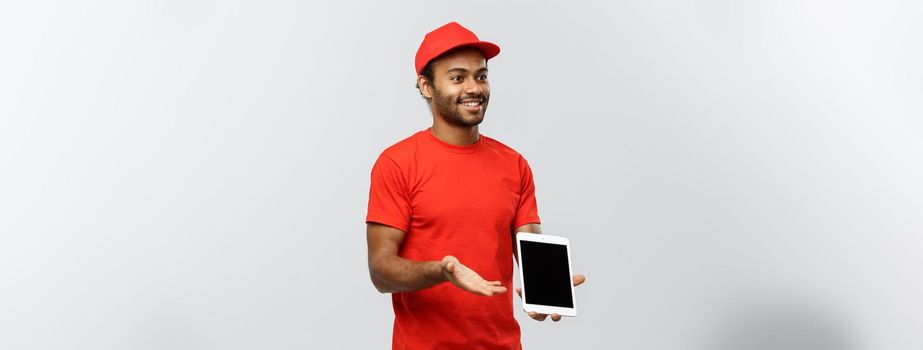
[1,1,921,349]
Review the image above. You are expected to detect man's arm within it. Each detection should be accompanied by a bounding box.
[512,223,542,264]
[366,223,443,293]
[366,222,508,296]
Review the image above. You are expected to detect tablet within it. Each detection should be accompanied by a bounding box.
[516,232,578,317]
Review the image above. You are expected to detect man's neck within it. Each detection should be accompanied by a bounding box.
[430,122,479,146]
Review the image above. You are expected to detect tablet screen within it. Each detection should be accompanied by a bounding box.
[520,240,573,308]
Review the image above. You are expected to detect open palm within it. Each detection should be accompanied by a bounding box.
[441,255,507,296]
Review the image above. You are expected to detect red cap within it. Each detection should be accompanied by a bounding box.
[414,22,500,76]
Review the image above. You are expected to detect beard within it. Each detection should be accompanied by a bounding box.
[432,87,488,128]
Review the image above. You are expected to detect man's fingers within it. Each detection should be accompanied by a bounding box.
[485,285,506,295]
[551,314,561,322]
[515,288,522,298]
[476,285,507,297]
[573,274,586,286]
[445,262,455,273]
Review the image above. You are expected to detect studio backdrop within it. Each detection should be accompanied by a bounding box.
[1,1,921,349]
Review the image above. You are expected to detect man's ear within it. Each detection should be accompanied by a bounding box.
[417,76,433,99]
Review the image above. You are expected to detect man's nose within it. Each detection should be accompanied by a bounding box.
[464,79,484,96]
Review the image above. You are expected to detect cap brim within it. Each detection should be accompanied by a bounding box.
[446,41,501,61]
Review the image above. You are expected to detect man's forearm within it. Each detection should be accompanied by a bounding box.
[370,255,446,293]
[512,223,542,265]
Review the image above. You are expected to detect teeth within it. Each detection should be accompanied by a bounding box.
[460,101,480,107]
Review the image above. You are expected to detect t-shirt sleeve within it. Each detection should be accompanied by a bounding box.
[366,154,411,232]
[512,155,541,229]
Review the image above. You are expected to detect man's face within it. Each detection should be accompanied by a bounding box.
[427,48,490,127]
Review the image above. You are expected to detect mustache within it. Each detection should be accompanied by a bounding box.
[456,94,489,102]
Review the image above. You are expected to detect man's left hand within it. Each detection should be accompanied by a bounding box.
[515,274,586,322]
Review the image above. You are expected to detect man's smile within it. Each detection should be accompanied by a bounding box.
[459,98,484,112]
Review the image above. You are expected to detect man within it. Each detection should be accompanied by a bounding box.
[366,22,585,349]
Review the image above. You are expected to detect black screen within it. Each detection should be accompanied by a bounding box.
[520,240,573,308]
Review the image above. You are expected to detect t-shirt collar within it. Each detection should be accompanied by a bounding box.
[424,127,485,154]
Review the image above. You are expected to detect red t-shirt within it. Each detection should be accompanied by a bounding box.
[366,128,541,350]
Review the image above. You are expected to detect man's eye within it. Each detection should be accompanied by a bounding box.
[478,75,488,80]
[451,76,462,82]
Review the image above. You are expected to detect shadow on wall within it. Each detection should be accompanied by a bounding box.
[703,301,856,350]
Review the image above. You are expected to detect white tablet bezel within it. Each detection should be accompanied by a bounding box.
[516,232,578,317]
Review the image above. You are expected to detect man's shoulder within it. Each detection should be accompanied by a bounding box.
[481,134,526,161]
[376,129,427,162]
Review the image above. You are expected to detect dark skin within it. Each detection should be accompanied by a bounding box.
[367,48,586,322]
[418,47,489,145]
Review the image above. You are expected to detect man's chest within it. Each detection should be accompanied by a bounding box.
[406,160,521,226]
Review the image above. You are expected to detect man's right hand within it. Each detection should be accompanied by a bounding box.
[440,255,507,296]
